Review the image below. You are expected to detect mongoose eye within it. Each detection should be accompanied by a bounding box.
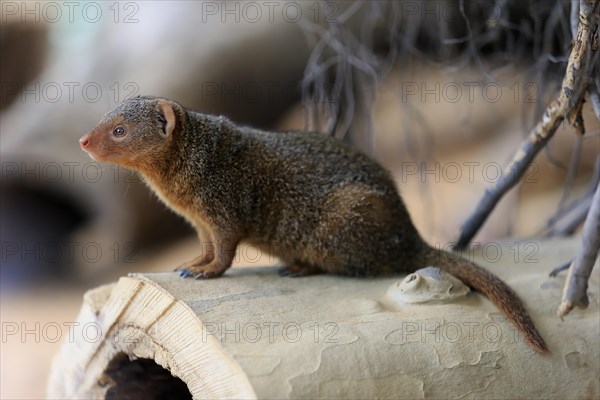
[113,126,125,137]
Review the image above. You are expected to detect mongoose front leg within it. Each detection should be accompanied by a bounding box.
[178,234,239,279]
[174,224,215,271]
[174,251,214,271]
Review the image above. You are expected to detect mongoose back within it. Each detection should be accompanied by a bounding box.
[80,96,548,353]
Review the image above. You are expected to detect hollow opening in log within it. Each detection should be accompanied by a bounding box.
[102,353,191,400]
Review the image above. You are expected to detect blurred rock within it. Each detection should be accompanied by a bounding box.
[0,20,48,109]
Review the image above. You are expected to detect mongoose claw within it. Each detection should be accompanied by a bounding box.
[178,268,208,279]
[177,268,207,279]
[191,268,225,279]
[179,269,191,278]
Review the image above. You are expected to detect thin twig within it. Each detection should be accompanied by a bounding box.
[544,154,600,236]
[549,194,593,236]
[550,259,573,277]
[455,0,600,250]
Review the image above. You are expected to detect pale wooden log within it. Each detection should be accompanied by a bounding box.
[48,239,599,399]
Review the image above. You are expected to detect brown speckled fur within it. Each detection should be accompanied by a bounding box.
[80,96,548,353]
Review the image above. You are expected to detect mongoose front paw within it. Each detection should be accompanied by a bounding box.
[174,254,214,272]
[177,262,228,279]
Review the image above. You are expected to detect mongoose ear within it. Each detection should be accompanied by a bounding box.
[157,100,177,138]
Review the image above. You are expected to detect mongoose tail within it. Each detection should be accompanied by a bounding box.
[426,249,549,353]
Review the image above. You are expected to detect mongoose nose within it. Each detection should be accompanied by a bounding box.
[79,136,89,148]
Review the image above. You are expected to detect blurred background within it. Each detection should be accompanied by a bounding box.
[1,1,598,398]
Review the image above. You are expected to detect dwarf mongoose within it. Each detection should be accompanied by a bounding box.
[80,96,548,352]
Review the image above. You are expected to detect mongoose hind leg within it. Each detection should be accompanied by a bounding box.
[303,184,399,277]
[277,262,324,278]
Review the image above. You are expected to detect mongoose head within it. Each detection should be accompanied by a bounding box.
[80,96,185,170]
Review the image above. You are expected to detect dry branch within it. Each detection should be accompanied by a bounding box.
[455,0,600,250]
[557,183,600,318]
